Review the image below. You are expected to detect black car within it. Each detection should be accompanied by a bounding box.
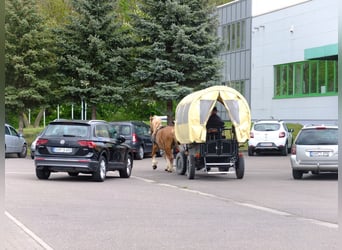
[34,119,133,182]
[110,121,155,160]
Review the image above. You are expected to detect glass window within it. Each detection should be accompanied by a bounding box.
[240,20,245,49]
[327,61,336,92]
[222,25,227,52]
[310,62,317,94]
[227,25,231,51]
[302,63,309,94]
[294,64,302,95]
[274,60,337,98]
[236,22,240,49]
[288,65,293,95]
[231,23,235,50]
[318,61,326,93]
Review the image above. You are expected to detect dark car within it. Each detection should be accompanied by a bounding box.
[34,119,133,182]
[110,121,155,160]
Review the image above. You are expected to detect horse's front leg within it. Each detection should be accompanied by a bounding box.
[151,144,159,170]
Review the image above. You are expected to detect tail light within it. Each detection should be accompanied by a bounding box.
[78,140,96,148]
[132,133,137,143]
[250,132,254,138]
[279,132,285,138]
[36,138,48,146]
[291,144,296,155]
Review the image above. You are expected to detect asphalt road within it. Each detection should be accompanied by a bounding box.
[4,153,339,250]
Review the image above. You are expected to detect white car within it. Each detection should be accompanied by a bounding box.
[248,120,294,156]
[5,123,27,158]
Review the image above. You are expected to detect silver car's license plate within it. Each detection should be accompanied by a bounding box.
[52,147,72,153]
[310,151,329,157]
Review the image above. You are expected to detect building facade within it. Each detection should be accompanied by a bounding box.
[217,0,338,124]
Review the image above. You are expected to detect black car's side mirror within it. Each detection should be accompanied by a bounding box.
[117,135,126,143]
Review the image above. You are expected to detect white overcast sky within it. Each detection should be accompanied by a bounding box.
[252,0,307,15]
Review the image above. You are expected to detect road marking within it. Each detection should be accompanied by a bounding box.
[5,211,54,250]
[132,176,338,229]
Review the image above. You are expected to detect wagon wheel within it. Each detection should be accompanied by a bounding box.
[186,155,195,180]
[175,152,187,175]
[235,155,245,179]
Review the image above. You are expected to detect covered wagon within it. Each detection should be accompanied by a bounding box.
[174,85,251,179]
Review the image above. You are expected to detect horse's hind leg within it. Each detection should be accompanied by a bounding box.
[164,149,174,172]
[151,144,158,170]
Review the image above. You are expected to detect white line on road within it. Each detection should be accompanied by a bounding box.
[132,176,338,229]
[5,211,54,250]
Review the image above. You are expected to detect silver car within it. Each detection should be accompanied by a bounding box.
[290,125,338,179]
[5,123,27,158]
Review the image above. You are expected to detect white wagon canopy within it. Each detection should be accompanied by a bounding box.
[175,85,251,144]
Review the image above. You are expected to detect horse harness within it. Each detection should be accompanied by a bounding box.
[151,125,165,145]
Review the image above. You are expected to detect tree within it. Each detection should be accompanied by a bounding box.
[56,0,133,119]
[131,0,222,124]
[5,0,58,130]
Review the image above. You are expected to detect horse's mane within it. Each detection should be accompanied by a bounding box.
[150,115,162,134]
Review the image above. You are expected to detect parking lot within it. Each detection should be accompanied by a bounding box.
[5,153,338,249]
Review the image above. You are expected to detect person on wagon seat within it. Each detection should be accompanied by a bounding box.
[206,106,224,131]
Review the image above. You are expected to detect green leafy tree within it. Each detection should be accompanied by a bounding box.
[5,0,58,130]
[56,0,133,119]
[131,0,222,124]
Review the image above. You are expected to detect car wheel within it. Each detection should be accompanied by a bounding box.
[175,151,186,175]
[135,146,144,160]
[248,146,254,156]
[120,154,133,178]
[292,169,303,179]
[36,168,50,180]
[93,155,107,182]
[31,152,34,159]
[186,155,195,180]
[235,156,245,179]
[68,172,79,177]
[281,143,288,156]
[18,145,27,158]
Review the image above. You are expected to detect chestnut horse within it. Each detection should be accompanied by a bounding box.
[149,116,178,172]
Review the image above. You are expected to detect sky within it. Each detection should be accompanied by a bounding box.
[252,0,307,16]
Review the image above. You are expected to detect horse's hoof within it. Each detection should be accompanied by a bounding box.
[152,165,157,170]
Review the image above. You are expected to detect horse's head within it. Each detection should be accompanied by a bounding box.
[150,115,162,135]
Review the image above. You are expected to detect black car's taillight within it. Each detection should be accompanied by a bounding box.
[78,140,96,148]
[36,138,48,146]
[132,133,137,143]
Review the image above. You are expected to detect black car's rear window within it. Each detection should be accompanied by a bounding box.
[296,128,338,145]
[44,124,89,137]
[254,123,280,131]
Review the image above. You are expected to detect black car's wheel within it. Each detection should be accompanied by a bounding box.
[135,146,144,160]
[93,155,107,182]
[292,169,303,179]
[18,145,27,158]
[175,151,186,175]
[119,154,133,178]
[235,156,245,179]
[186,155,195,180]
[68,172,79,177]
[248,146,254,156]
[36,168,51,180]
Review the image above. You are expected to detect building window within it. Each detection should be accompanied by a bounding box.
[274,60,338,98]
[224,81,246,96]
[221,20,246,52]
